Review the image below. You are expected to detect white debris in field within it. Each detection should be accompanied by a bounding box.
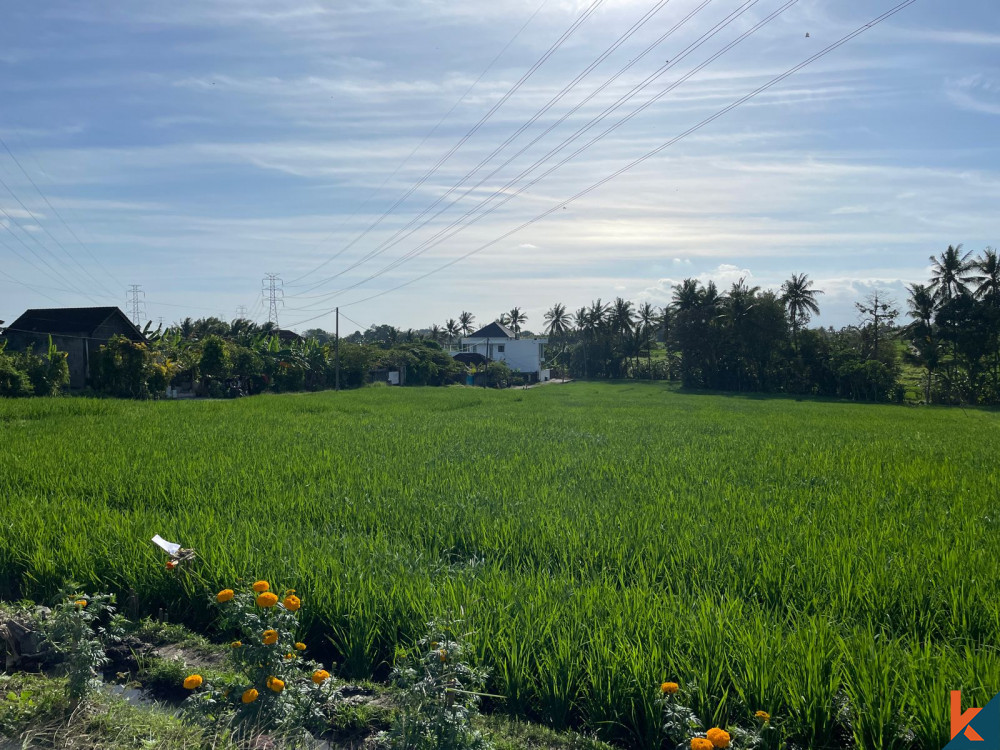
[152,535,181,556]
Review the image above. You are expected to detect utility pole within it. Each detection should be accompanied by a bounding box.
[262,274,283,326]
[126,284,145,326]
[335,306,340,391]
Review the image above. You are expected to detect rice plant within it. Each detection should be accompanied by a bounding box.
[1,383,997,748]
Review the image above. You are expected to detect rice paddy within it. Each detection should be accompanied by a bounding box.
[1,383,997,748]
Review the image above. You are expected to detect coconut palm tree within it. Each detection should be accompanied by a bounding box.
[780,273,823,345]
[905,283,939,403]
[543,303,570,337]
[588,299,609,331]
[671,279,700,311]
[971,247,1000,307]
[637,301,657,379]
[444,319,461,347]
[506,307,527,338]
[573,306,590,378]
[928,244,974,303]
[458,311,476,336]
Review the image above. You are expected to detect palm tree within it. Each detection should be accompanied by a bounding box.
[672,279,702,312]
[610,298,635,335]
[506,307,527,338]
[928,244,974,303]
[780,273,823,345]
[660,306,674,380]
[429,324,443,344]
[970,248,1000,388]
[637,301,657,379]
[609,298,635,376]
[906,283,939,403]
[971,247,1000,307]
[573,306,590,378]
[444,319,461,347]
[458,311,476,336]
[543,303,570,337]
[588,299,609,331]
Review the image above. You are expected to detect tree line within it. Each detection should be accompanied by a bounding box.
[2,245,996,403]
[505,244,996,404]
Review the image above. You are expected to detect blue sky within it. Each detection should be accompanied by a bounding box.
[1,0,998,334]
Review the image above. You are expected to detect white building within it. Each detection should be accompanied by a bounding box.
[456,321,550,381]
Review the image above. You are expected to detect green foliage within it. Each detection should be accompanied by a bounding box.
[91,335,152,398]
[39,585,120,702]
[0,356,33,397]
[383,619,490,750]
[1,385,999,748]
[181,581,335,739]
[0,338,69,397]
[198,335,231,381]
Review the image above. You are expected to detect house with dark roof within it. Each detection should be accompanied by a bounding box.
[457,321,549,382]
[2,307,146,388]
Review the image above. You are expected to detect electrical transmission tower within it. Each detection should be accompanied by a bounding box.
[126,284,146,326]
[262,274,283,326]
[235,305,248,319]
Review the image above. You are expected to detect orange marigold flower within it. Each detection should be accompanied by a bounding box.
[285,653,295,659]
[755,710,770,722]
[266,676,285,693]
[241,688,259,704]
[74,599,88,608]
[252,580,269,593]
[256,592,279,608]
[231,641,242,648]
[691,739,713,750]
[312,669,330,685]
[706,728,731,749]
[283,594,301,612]
[439,649,447,663]
[183,674,203,690]
[661,681,679,694]
[294,642,306,651]
[216,589,235,603]
[262,629,278,645]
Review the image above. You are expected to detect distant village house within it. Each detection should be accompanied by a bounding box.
[2,307,146,389]
[453,321,549,382]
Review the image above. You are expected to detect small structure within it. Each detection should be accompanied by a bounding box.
[454,321,549,382]
[2,306,146,388]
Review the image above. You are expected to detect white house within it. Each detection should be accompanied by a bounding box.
[456,321,550,381]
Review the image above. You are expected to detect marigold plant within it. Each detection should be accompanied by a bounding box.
[182,580,336,738]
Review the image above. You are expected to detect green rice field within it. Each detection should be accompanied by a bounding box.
[1,383,998,748]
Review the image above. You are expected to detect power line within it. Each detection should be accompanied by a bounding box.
[286,0,684,291]
[285,0,551,286]
[291,0,777,309]
[0,203,101,303]
[283,0,607,288]
[285,0,919,327]
[0,133,124,291]
[0,172,118,299]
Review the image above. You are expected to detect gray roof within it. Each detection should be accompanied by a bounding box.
[4,307,145,341]
[467,321,516,339]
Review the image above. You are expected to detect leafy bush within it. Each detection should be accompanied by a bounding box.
[381,619,490,750]
[0,356,33,397]
[39,586,120,702]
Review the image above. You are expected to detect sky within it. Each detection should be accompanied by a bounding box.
[0,0,998,335]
